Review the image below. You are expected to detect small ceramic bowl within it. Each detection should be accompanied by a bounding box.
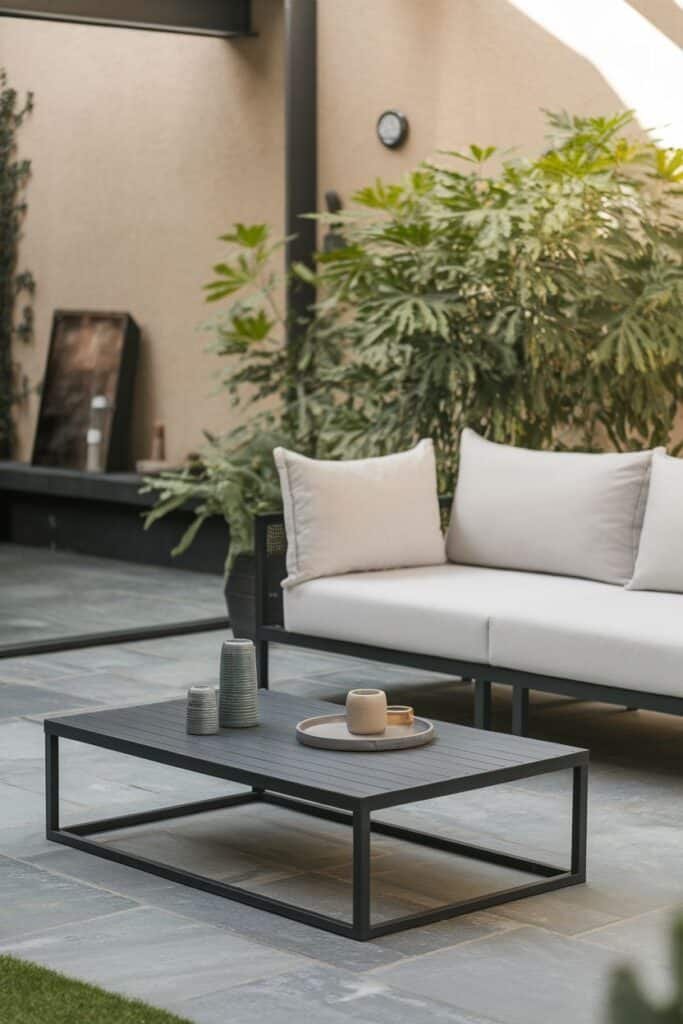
[386,705,414,726]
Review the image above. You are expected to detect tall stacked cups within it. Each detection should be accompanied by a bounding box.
[219,639,259,728]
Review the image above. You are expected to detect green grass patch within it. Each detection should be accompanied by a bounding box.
[0,956,193,1024]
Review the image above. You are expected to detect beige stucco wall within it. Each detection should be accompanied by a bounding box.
[2,0,284,464]
[3,0,680,464]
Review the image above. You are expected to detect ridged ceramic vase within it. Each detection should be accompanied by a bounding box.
[186,685,218,735]
[219,639,259,728]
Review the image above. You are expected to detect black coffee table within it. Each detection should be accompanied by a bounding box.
[44,691,588,941]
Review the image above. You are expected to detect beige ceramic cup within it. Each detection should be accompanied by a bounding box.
[345,688,387,735]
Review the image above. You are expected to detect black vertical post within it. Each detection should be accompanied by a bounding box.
[284,0,317,345]
[571,764,588,879]
[254,516,269,689]
[352,806,371,940]
[512,686,530,736]
[45,731,59,834]
[474,680,492,730]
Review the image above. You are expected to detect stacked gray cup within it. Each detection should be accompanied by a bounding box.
[186,685,218,735]
[219,639,259,728]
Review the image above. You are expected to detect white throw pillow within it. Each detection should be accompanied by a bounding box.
[628,451,683,593]
[274,440,445,588]
[446,429,654,586]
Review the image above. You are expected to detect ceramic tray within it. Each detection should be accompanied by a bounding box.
[295,714,434,751]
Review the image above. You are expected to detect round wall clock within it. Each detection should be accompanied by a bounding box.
[376,110,408,149]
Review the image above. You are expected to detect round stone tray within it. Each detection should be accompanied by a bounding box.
[296,714,434,751]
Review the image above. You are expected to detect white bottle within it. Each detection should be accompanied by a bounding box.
[85,427,103,472]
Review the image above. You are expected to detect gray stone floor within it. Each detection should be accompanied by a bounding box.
[0,544,225,650]
[1,623,682,1022]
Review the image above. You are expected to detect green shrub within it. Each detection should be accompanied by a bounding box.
[313,111,683,492]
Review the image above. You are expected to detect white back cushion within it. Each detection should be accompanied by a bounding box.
[274,440,445,588]
[628,451,683,593]
[446,429,653,585]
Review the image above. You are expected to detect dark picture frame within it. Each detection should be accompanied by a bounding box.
[32,310,139,472]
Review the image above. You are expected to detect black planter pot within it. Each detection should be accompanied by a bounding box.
[224,554,257,640]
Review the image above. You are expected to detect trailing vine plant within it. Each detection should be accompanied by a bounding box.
[0,68,34,458]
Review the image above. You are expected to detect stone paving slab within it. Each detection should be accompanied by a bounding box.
[0,855,136,941]
[175,963,497,1024]
[0,906,307,1004]
[373,924,671,1024]
[0,681,100,719]
[0,544,224,652]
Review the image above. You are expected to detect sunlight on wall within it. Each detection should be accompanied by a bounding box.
[508,0,683,146]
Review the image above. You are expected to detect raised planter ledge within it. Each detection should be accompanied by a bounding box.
[0,461,229,574]
[0,461,157,507]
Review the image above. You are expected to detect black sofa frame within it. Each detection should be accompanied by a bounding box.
[253,512,683,735]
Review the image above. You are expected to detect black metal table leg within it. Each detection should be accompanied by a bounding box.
[352,807,371,940]
[571,763,588,879]
[255,637,269,689]
[512,686,530,736]
[45,731,59,834]
[474,680,492,729]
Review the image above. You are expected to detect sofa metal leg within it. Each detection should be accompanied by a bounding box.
[256,637,269,690]
[512,686,529,736]
[474,680,492,730]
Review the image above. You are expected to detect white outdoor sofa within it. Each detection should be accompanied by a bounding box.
[253,433,683,735]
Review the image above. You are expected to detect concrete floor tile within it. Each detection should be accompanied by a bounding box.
[0,906,306,1003]
[36,645,175,674]
[26,846,184,901]
[0,780,83,829]
[375,911,523,958]
[0,718,45,770]
[0,544,225,653]
[3,764,178,813]
[374,925,671,1024]
[177,964,491,1024]
[0,826,62,860]
[0,855,136,940]
[0,681,100,719]
[577,906,683,965]
[22,669,184,707]
[0,655,79,684]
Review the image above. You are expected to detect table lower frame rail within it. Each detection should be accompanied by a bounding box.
[45,732,587,942]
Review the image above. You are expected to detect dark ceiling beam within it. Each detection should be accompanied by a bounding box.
[0,0,253,37]
[284,0,317,338]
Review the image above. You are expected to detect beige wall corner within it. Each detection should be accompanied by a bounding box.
[2,0,284,465]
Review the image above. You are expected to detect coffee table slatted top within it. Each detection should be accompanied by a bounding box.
[46,691,587,811]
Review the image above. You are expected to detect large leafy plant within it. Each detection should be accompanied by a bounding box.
[312,111,683,492]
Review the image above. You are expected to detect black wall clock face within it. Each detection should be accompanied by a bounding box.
[377,110,408,149]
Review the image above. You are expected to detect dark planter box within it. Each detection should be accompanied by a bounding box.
[224,551,286,640]
[0,462,229,574]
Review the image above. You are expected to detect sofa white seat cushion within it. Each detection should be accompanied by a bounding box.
[284,564,683,698]
[283,564,493,663]
[488,575,683,698]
